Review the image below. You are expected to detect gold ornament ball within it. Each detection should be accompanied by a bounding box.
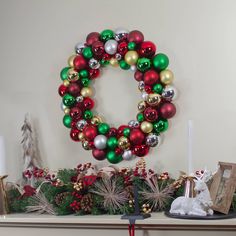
[63,80,70,86]
[124,51,139,65]
[110,58,119,67]
[138,101,146,112]
[147,94,161,106]
[78,132,85,141]
[141,121,153,133]
[81,87,93,97]
[68,55,76,67]
[82,140,91,150]
[64,108,70,114]
[118,136,130,150]
[160,69,174,85]
[68,68,79,82]
[91,116,103,125]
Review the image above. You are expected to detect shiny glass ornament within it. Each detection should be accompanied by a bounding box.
[128,42,136,50]
[146,94,161,106]
[146,133,160,147]
[153,119,168,133]
[106,151,122,164]
[137,58,151,72]
[122,150,135,160]
[118,136,130,150]
[140,41,156,58]
[124,51,139,65]
[114,28,129,41]
[107,137,118,150]
[100,29,114,41]
[138,101,146,112]
[123,128,130,137]
[119,60,130,70]
[81,87,93,97]
[140,121,153,133]
[128,120,139,128]
[162,85,177,101]
[89,58,100,69]
[152,53,169,71]
[63,94,76,107]
[83,110,93,120]
[98,123,110,134]
[63,114,72,128]
[76,119,87,131]
[160,69,174,85]
[104,39,118,55]
[60,67,70,81]
[137,113,144,122]
[153,83,163,94]
[75,43,85,54]
[83,47,93,59]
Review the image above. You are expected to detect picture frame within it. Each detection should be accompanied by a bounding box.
[210,162,236,214]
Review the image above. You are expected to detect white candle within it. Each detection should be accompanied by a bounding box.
[0,136,7,176]
[188,120,193,175]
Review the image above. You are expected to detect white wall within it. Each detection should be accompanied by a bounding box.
[1,0,236,181]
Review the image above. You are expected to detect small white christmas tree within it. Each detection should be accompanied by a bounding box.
[21,113,42,186]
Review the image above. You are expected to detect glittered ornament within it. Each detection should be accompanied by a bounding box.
[128,30,144,44]
[118,136,130,150]
[160,103,176,119]
[104,40,118,55]
[86,32,100,46]
[92,149,106,161]
[140,41,156,58]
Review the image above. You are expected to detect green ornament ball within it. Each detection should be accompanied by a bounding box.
[153,119,169,133]
[107,137,118,150]
[152,53,169,71]
[137,113,144,122]
[106,151,122,164]
[83,110,93,120]
[60,67,70,81]
[119,60,131,70]
[79,70,89,78]
[128,42,136,50]
[81,77,90,87]
[100,29,114,41]
[137,58,151,72]
[63,114,72,128]
[153,83,163,94]
[101,59,110,66]
[98,123,110,134]
[62,94,76,107]
[123,128,130,137]
[83,47,93,59]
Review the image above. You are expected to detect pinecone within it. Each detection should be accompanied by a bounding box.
[80,193,93,213]
[125,185,134,199]
[54,192,70,206]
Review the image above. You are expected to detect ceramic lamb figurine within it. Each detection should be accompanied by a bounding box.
[170,172,213,216]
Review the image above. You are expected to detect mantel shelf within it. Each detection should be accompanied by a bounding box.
[0,213,236,231]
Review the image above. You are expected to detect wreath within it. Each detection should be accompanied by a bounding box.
[58,28,177,164]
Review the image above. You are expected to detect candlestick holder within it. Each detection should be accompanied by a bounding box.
[0,175,9,215]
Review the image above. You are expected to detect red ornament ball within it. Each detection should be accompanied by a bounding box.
[118,125,128,137]
[83,125,98,141]
[144,107,158,122]
[86,32,100,46]
[73,55,87,70]
[134,71,143,82]
[130,128,145,145]
[144,85,152,93]
[115,147,123,155]
[92,149,106,161]
[144,70,159,85]
[70,129,80,142]
[92,41,105,59]
[83,97,95,110]
[69,107,82,120]
[160,103,176,119]
[128,30,144,44]
[58,84,68,97]
[108,127,118,137]
[133,145,149,157]
[68,83,80,96]
[117,41,128,56]
[140,41,156,58]
[89,68,100,79]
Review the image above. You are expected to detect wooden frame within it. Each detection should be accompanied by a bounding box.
[210,162,236,214]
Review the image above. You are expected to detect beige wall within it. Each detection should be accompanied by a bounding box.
[1,0,236,182]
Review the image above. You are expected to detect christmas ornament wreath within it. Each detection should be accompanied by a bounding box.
[58,28,177,164]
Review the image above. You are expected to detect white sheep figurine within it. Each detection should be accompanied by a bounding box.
[170,172,213,216]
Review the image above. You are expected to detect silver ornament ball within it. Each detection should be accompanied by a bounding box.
[61,102,67,111]
[89,58,100,69]
[114,28,129,41]
[75,42,85,54]
[138,81,145,91]
[141,92,148,101]
[76,96,84,103]
[130,65,137,72]
[146,133,161,147]
[115,53,122,61]
[76,120,87,131]
[128,120,139,128]
[122,150,135,161]
[94,135,107,150]
[162,85,177,101]
[104,39,118,55]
